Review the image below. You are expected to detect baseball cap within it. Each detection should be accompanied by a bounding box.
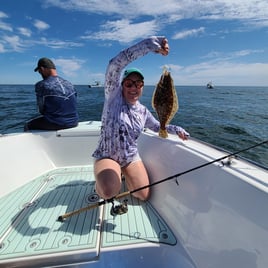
[122,68,144,80]
[34,57,56,72]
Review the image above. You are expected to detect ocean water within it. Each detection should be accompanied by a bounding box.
[0,84,267,167]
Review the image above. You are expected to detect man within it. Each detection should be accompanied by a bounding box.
[24,57,79,131]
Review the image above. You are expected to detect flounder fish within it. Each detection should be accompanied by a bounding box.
[152,69,178,138]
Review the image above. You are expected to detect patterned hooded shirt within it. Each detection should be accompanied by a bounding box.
[92,37,187,166]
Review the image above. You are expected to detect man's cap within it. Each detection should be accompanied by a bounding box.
[122,68,144,80]
[34,57,56,72]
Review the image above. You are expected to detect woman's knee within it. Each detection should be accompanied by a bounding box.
[94,158,121,199]
[132,188,150,201]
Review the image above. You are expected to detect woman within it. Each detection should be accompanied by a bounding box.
[92,36,189,201]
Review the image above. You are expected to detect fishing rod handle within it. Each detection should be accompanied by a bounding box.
[58,202,101,222]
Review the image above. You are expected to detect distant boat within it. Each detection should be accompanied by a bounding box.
[88,81,102,88]
[206,81,214,89]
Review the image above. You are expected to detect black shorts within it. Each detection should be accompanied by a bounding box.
[24,116,77,131]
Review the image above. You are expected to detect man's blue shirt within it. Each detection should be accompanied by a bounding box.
[35,76,79,127]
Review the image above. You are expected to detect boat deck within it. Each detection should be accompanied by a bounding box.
[0,165,176,267]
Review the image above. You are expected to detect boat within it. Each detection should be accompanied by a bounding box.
[0,121,267,267]
[88,81,102,88]
[206,82,214,89]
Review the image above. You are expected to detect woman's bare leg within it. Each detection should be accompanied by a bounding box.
[122,160,150,201]
[94,158,122,199]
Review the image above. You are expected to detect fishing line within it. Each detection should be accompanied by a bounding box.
[1,114,39,133]
[58,139,268,222]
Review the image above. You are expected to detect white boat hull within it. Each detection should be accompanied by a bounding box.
[0,121,267,267]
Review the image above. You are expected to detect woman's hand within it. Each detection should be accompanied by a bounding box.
[177,129,190,141]
[155,38,169,56]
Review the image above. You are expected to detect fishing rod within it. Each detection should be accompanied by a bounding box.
[1,114,39,134]
[57,139,268,222]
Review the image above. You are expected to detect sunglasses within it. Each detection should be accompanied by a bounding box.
[123,79,144,89]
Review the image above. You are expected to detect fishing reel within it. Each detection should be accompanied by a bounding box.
[110,199,128,216]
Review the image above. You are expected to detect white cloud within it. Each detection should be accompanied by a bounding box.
[84,19,159,43]
[45,0,268,23]
[2,35,25,52]
[0,11,13,32]
[44,0,178,16]
[54,58,85,77]
[0,22,12,32]
[0,43,5,53]
[173,27,205,40]
[0,34,83,53]
[45,0,268,44]
[163,64,183,72]
[202,49,264,60]
[231,49,263,57]
[18,27,32,37]
[33,19,50,31]
[0,11,8,19]
[170,61,268,86]
[36,37,83,49]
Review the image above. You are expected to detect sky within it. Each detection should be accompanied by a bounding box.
[0,0,268,86]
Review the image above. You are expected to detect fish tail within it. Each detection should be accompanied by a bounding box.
[159,129,168,138]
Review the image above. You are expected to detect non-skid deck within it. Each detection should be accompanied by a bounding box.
[0,166,176,267]
[102,190,176,248]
